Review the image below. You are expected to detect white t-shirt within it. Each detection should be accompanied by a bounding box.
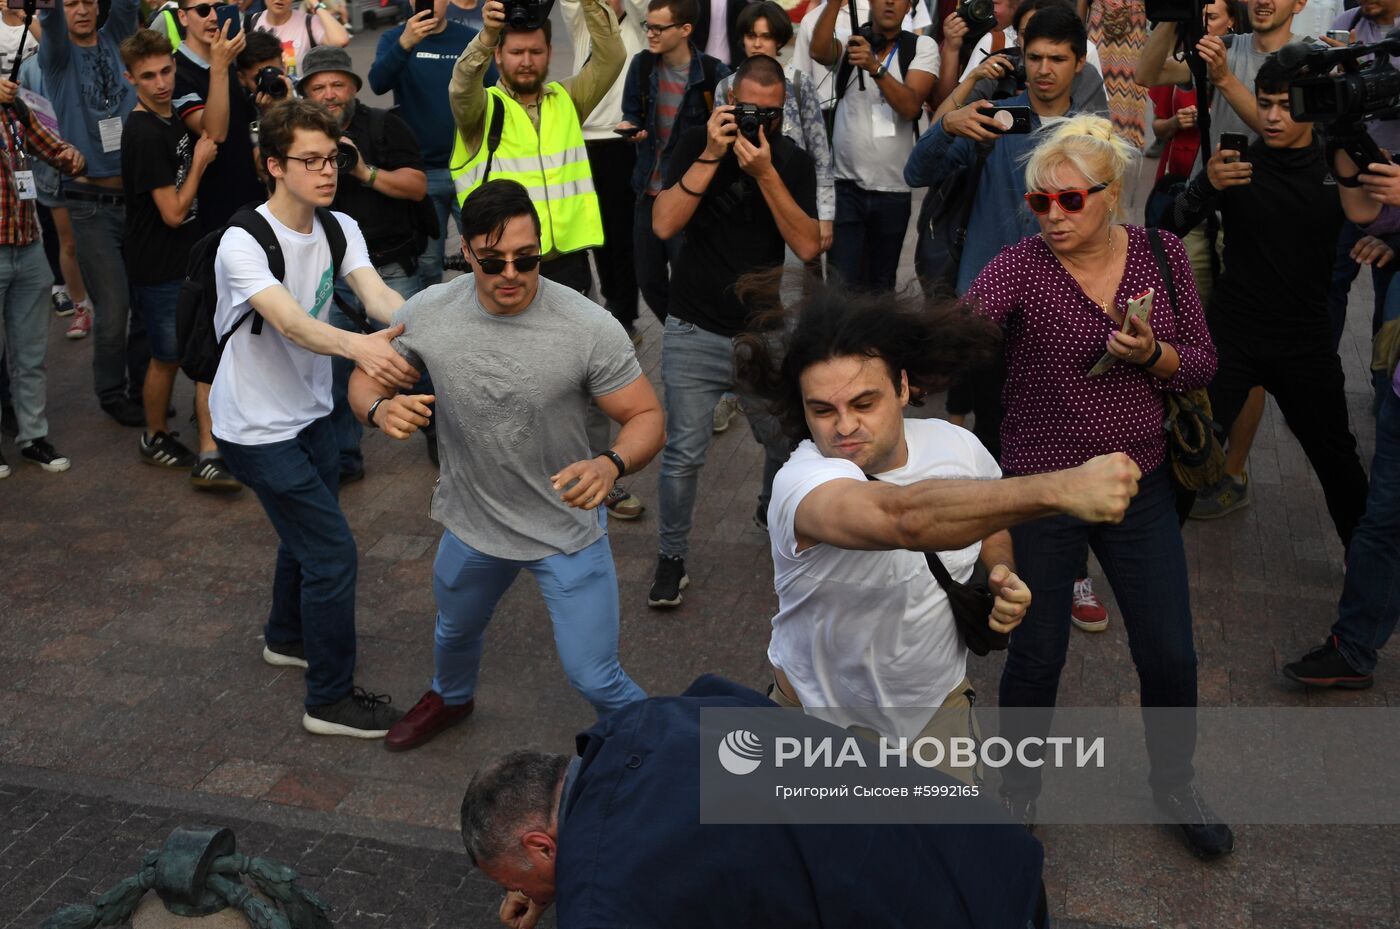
[767,418,1002,741]
[0,17,36,75]
[957,27,1102,80]
[831,32,937,191]
[210,205,372,446]
[792,0,934,109]
[704,0,732,63]
[252,11,327,81]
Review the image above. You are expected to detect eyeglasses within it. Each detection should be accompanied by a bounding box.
[284,152,349,172]
[642,21,680,34]
[1024,183,1108,215]
[181,2,226,15]
[467,244,542,275]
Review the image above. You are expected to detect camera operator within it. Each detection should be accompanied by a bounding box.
[646,54,820,608]
[789,0,932,122]
[1163,57,1371,552]
[933,0,1109,121]
[809,0,937,292]
[298,46,432,483]
[238,29,296,109]
[1282,149,1400,691]
[937,0,1015,101]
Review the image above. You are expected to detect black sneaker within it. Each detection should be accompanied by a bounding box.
[999,795,1037,833]
[101,398,144,427]
[263,639,309,669]
[302,687,404,738]
[1283,636,1374,689]
[339,464,366,486]
[1,402,15,437]
[20,438,70,472]
[648,555,689,608]
[753,502,768,532]
[1154,784,1235,859]
[191,457,242,493]
[141,431,197,469]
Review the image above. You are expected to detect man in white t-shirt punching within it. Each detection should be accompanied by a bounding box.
[211,98,420,739]
[734,279,1143,781]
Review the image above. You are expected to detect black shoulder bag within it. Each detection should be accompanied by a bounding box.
[869,476,1007,656]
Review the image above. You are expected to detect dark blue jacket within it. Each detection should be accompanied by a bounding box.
[620,46,728,197]
[555,675,1047,929]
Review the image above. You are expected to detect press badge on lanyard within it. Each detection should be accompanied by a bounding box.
[1,119,37,201]
[870,45,900,140]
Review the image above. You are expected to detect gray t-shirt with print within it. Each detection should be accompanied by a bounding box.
[392,275,643,561]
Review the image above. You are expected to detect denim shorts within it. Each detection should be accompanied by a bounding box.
[132,279,183,363]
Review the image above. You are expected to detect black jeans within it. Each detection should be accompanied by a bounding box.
[1208,325,1370,548]
[828,181,911,293]
[585,138,639,326]
[999,467,1198,801]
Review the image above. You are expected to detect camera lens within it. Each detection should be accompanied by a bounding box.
[256,67,288,99]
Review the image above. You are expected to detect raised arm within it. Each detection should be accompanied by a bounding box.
[450,0,506,156]
[561,0,625,123]
[1136,20,1190,87]
[793,454,1141,553]
[809,0,846,67]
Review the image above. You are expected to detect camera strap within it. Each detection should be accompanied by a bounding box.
[482,94,506,183]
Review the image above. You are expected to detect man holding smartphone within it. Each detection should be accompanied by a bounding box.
[1164,59,1371,554]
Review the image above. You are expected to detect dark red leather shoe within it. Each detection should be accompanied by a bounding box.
[384,691,474,752]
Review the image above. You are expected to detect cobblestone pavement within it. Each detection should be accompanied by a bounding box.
[3,20,1400,929]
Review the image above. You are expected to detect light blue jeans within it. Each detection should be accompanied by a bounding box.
[418,167,462,289]
[0,242,55,444]
[657,316,792,558]
[430,525,646,716]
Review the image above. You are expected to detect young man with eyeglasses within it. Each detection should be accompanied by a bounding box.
[40,0,146,428]
[617,0,727,323]
[345,179,664,752]
[647,53,820,608]
[211,98,420,738]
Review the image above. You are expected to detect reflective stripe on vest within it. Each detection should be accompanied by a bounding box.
[450,84,604,255]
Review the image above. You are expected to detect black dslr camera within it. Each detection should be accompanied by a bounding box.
[503,0,553,30]
[1278,30,1400,173]
[989,45,1028,92]
[733,103,783,145]
[255,65,289,100]
[956,0,995,30]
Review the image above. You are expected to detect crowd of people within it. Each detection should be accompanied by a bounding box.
[3,0,1399,920]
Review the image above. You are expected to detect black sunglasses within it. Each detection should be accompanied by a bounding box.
[181,2,226,15]
[467,244,542,275]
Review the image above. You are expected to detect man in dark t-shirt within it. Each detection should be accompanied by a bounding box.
[646,54,820,609]
[172,1,266,234]
[120,29,239,491]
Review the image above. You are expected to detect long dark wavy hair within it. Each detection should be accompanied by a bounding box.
[733,270,1003,443]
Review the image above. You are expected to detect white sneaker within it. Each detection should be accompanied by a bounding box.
[0,450,10,479]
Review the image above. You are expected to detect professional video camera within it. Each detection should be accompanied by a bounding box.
[1278,29,1400,176]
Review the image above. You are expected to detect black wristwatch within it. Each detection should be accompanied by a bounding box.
[599,449,626,478]
[367,396,390,427]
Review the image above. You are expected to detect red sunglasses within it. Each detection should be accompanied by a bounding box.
[1024,183,1108,215]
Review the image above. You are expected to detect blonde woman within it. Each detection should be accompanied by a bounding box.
[965,116,1231,859]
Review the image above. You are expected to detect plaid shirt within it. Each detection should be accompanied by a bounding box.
[0,104,68,247]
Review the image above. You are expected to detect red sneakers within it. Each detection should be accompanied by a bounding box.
[1071,577,1109,632]
[385,690,475,752]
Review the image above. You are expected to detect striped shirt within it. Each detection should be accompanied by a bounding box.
[646,60,687,195]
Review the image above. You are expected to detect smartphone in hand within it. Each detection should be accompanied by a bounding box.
[987,105,1032,134]
[215,3,242,37]
[1219,132,1249,162]
[1088,289,1154,377]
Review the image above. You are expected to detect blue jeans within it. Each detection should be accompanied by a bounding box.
[0,243,55,444]
[66,196,145,405]
[430,526,645,715]
[998,467,1198,800]
[633,194,682,322]
[657,316,792,558]
[131,280,183,363]
[1327,221,1397,352]
[418,167,462,289]
[217,416,358,708]
[328,267,424,472]
[828,181,912,293]
[1332,386,1400,674]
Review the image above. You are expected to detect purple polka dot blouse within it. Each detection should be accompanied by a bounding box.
[965,225,1217,476]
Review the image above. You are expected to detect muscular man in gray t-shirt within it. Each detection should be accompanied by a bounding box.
[348,180,666,752]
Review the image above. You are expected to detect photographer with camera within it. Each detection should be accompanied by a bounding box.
[790,0,932,121]
[940,0,1015,101]
[298,46,432,482]
[809,0,937,292]
[646,54,820,608]
[119,29,239,490]
[238,29,296,109]
[1163,57,1371,552]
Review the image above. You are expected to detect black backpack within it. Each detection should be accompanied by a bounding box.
[176,207,362,383]
[913,141,991,299]
[835,27,923,140]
